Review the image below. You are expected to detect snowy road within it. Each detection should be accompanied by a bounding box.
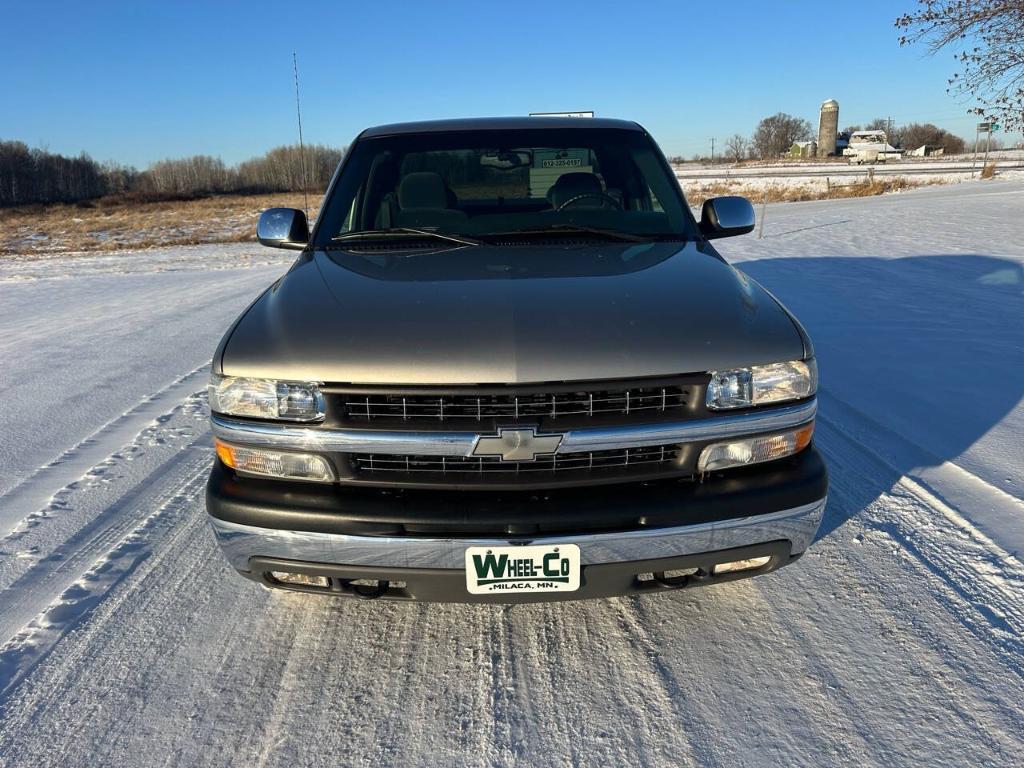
[1,183,1023,767]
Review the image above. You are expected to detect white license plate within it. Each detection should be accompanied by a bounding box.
[464,544,581,595]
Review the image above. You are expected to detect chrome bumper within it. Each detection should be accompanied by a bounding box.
[209,497,826,572]
[210,399,817,456]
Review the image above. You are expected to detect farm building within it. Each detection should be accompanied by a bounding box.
[907,144,945,157]
[843,130,902,163]
[788,140,818,158]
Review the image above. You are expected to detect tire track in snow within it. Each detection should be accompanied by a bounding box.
[0,362,210,539]
[0,502,271,767]
[0,443,212,645]
[614,584,889,767]
[250,596,323,768]
[607,598,726,768]
[499,601,701,768]
[816,390,1024,547]
[816,415,1024,680]
[0,457,209,703]
[805,422,1024,760]
[889,477,1024,659]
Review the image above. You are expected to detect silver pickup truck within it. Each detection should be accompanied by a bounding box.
[205,117,827,602]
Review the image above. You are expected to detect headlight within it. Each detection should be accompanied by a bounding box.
[706,359,816,410]
[698,423,814,472]
[208,374,325,421]
[215,439,335,482]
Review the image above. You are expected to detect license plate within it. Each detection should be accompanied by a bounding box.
[464,544,581,595]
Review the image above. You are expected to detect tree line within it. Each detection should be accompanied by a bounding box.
[841,120,967,155]
[0,142,344,207]
[674,114,974,164]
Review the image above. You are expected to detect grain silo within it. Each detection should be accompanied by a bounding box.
[817,99,839,157]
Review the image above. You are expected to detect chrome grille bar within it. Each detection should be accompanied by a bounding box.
[353,445,679,476]
[340,387,690,422]
[211,399,817,457]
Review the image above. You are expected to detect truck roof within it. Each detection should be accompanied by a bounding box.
[360,116,643,138]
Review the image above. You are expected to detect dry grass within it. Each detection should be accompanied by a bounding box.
[685,176,932,209]
[0,193,323,255]
[1,174,938,256]
[980,162,997,179]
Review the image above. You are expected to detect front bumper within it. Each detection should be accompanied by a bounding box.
[206,446,827,602]
[213,503,823,602]
[210,498,824,571]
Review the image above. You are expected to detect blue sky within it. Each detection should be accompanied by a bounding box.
[2,0,985,167]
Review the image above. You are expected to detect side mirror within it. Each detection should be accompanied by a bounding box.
[699,196,755,239]
[257,208,309,250]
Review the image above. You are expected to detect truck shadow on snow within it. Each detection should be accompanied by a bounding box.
[737,253,1024,542]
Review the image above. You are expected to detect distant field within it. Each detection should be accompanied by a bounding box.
[4,157,1023,255]
[682,175,939,206]
[677,153,1024,206]
[0,193,323,256]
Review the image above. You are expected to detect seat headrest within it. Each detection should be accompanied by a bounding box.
[398,172,449,209]
[546,172,604,208]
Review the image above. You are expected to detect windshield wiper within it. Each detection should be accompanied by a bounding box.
[480,225,656,243]
[330,227,483,247]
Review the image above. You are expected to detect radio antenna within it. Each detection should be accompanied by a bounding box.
[292,52,309,220]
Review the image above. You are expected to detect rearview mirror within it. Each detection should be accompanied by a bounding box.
[699,196,755,239]
[479,150,530,170]
[257,208,309,250]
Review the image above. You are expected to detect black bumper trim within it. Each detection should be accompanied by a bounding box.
[206,444,828,538]
[245,541,796,603]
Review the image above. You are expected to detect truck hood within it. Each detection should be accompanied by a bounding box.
[218,242,805,384]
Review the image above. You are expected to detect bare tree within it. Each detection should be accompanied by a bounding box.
[888,124,908,148]
[0,142,109,206]
[0,141,343,207]
[752,113,813,159]
[140,155,231,197]
[236,144,343,192]
[724,134,749,163]
[899,122,966,153]
[897,1,1024,130]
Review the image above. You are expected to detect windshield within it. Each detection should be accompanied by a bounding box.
[313,127,695,245]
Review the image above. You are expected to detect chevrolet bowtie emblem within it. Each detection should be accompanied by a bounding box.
[471,428,564,462]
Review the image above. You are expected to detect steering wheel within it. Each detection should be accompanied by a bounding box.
[555,192,623,211]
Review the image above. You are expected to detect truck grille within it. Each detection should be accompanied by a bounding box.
[352,444,680,480]
[341,385,691,423]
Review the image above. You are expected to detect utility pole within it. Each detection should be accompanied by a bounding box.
[710,137,715,164]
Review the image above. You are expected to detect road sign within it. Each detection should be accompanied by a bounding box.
[978,122,992,132]
[991,124,1000,132]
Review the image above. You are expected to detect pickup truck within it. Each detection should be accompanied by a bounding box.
[205,116,827,602]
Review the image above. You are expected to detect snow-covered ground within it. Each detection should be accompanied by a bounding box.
[678,153,1024,177]
[0,181,1022,767]
[676,154,1024,197]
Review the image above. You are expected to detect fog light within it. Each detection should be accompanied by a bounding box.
[662,567,698,579]
[270,571,330,588]
[712,556,771,575]
[698,423,814,472]
[214,438,335,482]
